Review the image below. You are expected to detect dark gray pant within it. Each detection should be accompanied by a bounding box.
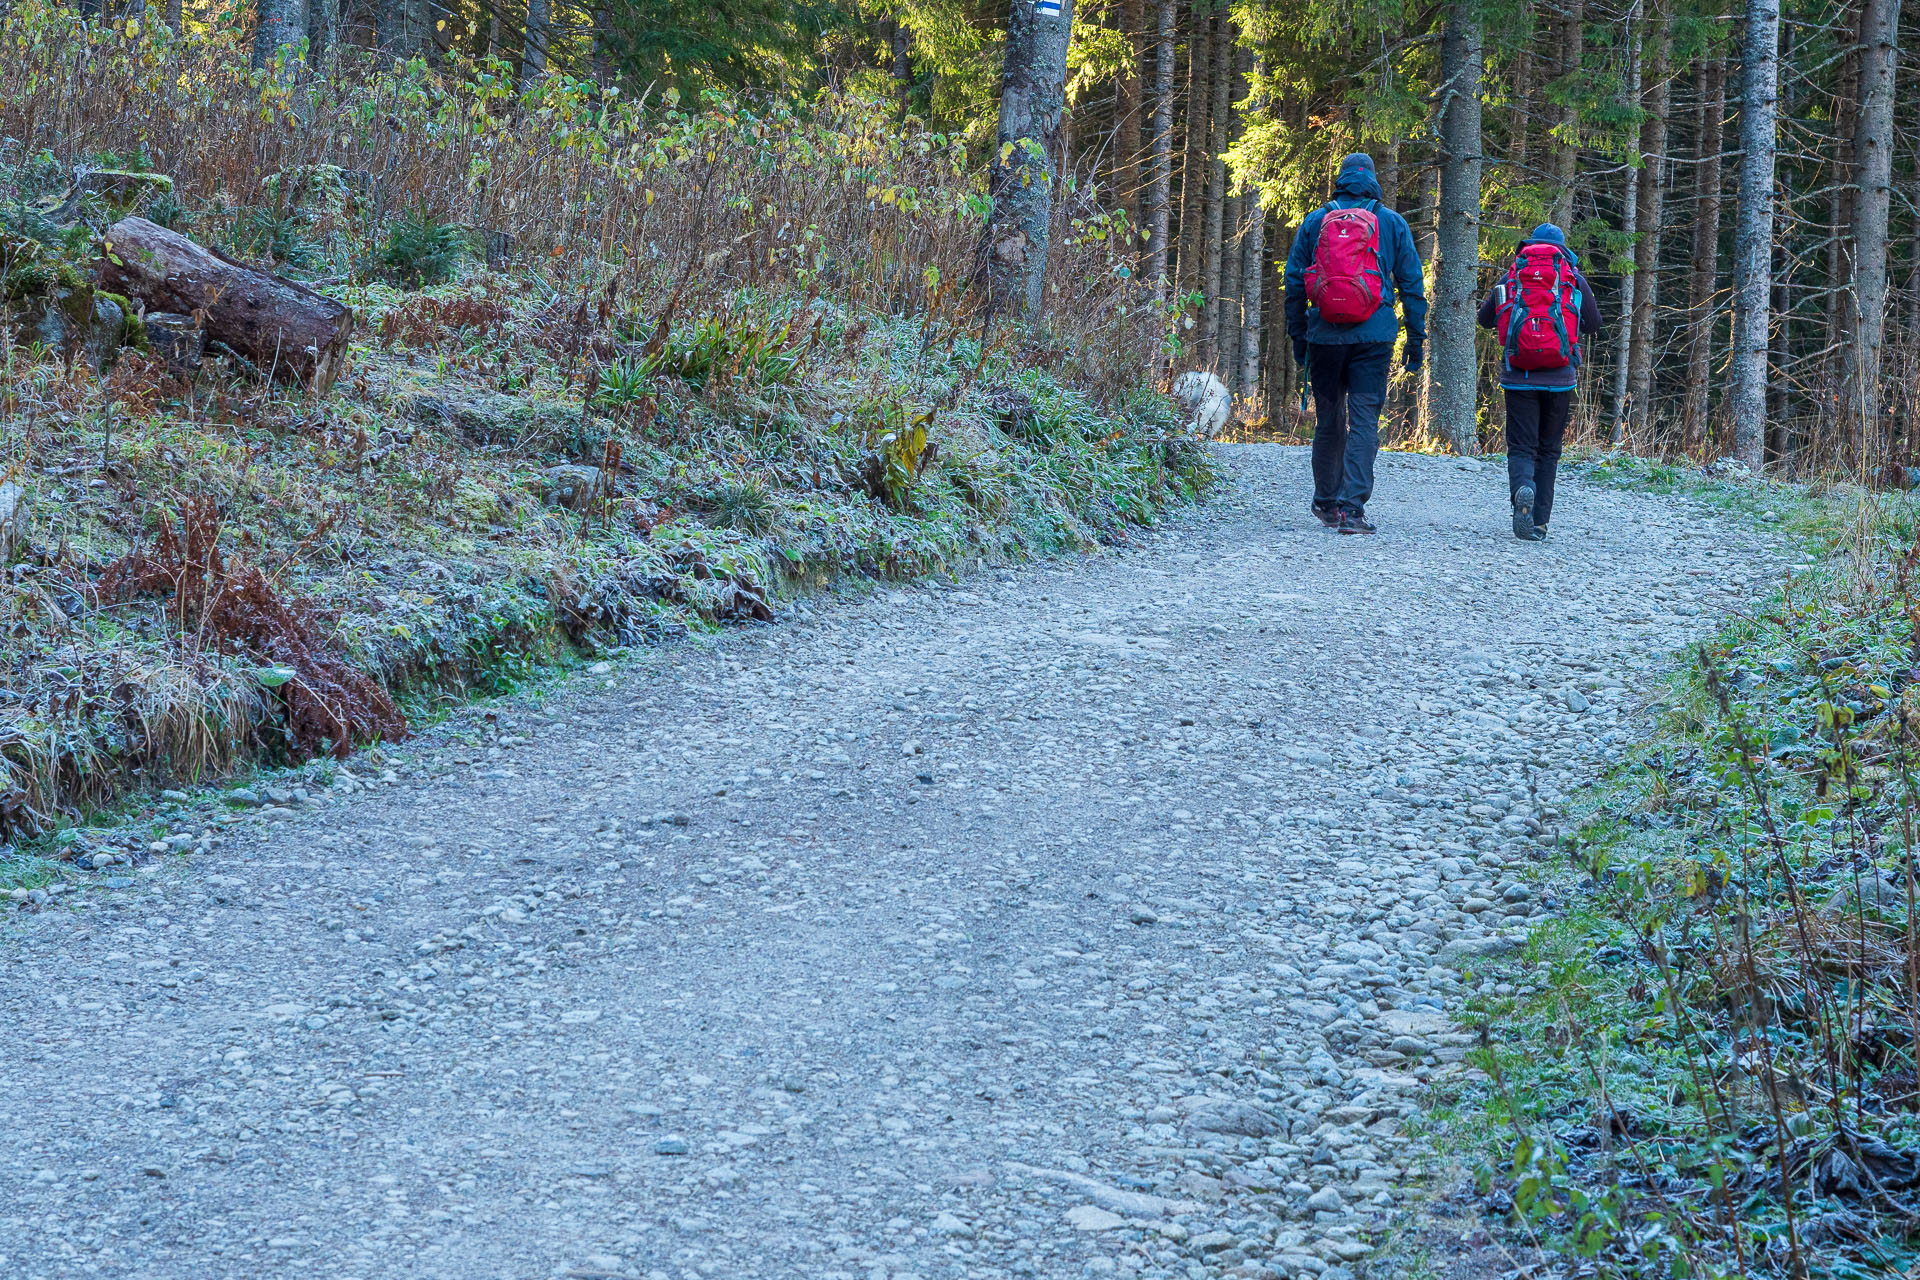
[1307,341,1392,514]
[1505,388,1571,526]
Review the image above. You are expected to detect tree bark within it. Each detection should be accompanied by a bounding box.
[1730,0,1781,467]
[983,0,1077,321]
[892,19,914,119]
[1238,53,1265,398]
[1510,31,1533,178]
[1608,7,1643,442]
[306,0,337,67]
[164,0,181,29]
[1840,0,1903,466]
[518,0,550,88]
[1550,0,1585,225]
[1200,1,1230,364]
[251,0,307,68]
[1145,0,1176,297]
[1119,0,1144,228]
[1431,0,1484,454]
[1626,6,1671,441]
[1219,41,1248,382]
[1828,2,1863,418]
[1683,57,1725,454]
[1176,0,1210,293]
[99,217,353,394]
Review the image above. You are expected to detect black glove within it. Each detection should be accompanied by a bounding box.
[1404,338,1424,372]
[1292,336,1308,366]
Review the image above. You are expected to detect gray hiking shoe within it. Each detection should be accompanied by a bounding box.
[1512,485,1542,541]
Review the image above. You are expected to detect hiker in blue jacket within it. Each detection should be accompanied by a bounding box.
[1284,153,1428,535]
[1476,223,1604,541]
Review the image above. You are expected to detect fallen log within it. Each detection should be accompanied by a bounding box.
[97,216,352,394]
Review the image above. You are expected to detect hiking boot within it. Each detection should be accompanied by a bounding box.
[1512,485,1541,540]
[1311,501,1342,530]
[1338,511,1377,535]
[1533,524,1549,541]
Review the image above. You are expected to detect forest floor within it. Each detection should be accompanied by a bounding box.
[0,445,1782,1280]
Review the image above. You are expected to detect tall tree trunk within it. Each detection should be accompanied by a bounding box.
[1626,7,1671,442]
[892,19,914,119]
[1550,0,1585,224]
[983,0,1077,321]
[1176,0,1210,293]
[306,0,336,66]
[1432,0,1485,454]
[591,0,615,82]
[1200,1,1230,365]
[1376,140,1400,208]
[1219,40,1248,382]
[164,0,181,29]
[1729,0,1781,467]
[252,0,307,67]
[1238,54,1265,398]
[1608,7,1643,442]
[518,0,550,87]
[1146,0,1176,296]
[1683,57,1726,454]
[1840,0,1904,469]
[1118,0,1144,227]
[1511,30,1533,177]
[1266,217,1292,424]
[1828,3,1863,426]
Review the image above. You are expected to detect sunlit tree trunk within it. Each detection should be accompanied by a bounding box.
[1119,0,1144,227]
[1730,0,1781,467]
[1145,0,1176,297]
[1238,54,1265,399]
[1200,1,1230,365]
[983,0,1077,320]
[1608,8,1642,442]
[1549,0,1584,225]
[1431,0,1484,454]
[518,0,550,87]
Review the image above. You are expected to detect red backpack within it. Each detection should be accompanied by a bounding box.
[1304,203,1385,325]
[1497,243,1582,370]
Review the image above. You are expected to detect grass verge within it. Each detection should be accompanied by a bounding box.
[1390,472,1920,1279]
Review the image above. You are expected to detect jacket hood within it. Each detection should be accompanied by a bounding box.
[1332,153,1382,200]
[1520,222,1578,266]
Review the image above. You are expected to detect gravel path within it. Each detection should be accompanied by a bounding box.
[2,448,1778,1280]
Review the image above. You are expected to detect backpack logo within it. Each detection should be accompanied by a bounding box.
[1304,204,1385,326]
[1498,243,1582,371]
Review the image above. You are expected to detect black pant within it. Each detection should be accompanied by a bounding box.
[1307,341,1393,514]
[1505,388,1571,526]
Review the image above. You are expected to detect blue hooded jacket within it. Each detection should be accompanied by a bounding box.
[1475,223,1605,392]
[1284,154,1428,346]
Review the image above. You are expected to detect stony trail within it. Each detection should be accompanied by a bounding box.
[2,448,1778,1280]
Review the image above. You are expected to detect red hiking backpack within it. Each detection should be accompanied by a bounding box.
[1304,203,1385,325]
[1497,243,1583,371]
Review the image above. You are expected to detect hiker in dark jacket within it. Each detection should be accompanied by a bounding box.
[1476,223,1604,541]
[1284,152,1428,535]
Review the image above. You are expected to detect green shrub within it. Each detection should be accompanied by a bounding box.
[379,210,470,288]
